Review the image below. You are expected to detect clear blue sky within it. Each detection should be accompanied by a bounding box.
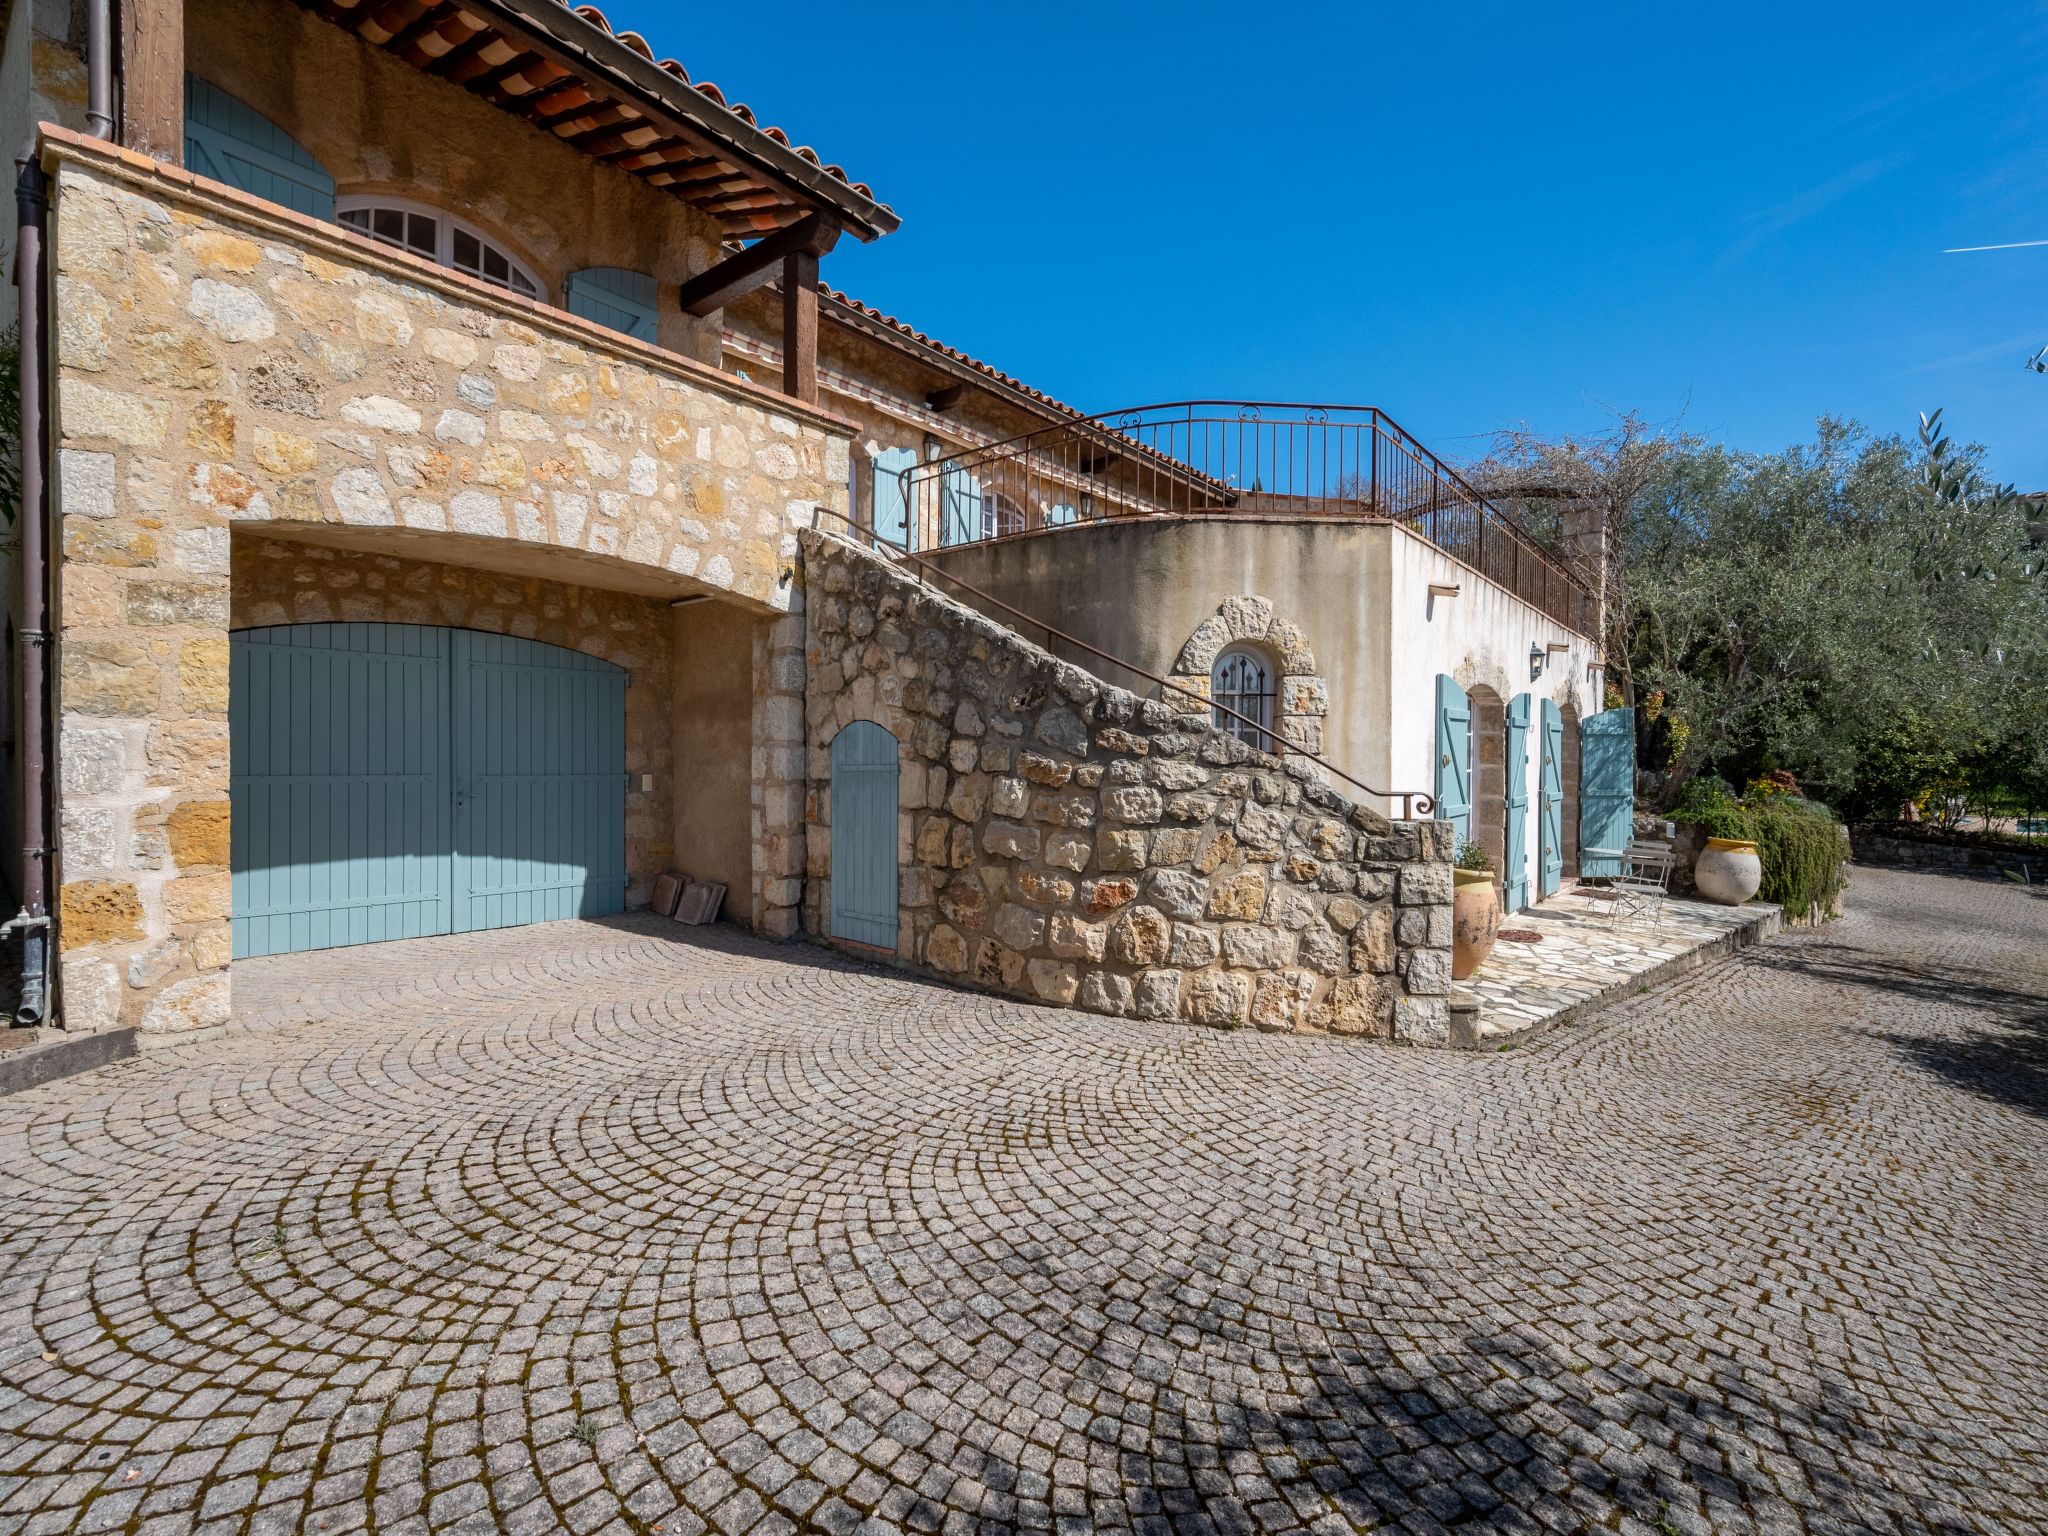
[609,1,2046,484]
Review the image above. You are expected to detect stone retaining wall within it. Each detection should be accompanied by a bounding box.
[801,532,1458,1042]
[1849,828,2045,884]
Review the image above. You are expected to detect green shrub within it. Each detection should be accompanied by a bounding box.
[1454,839,1493,872]
[1671,776,1846,919]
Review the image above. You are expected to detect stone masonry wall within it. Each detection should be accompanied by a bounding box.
[802,532,1457,1042]
[44,133,852,1033]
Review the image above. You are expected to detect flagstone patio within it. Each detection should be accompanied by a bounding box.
[1454,881,1783,1045]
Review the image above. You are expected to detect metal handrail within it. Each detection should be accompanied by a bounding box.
[892,400,1594,635]
[809,506,1436,820]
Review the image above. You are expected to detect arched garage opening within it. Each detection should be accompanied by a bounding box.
[230,623,626,957]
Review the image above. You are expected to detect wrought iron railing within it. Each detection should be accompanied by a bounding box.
[889,401,1595,635]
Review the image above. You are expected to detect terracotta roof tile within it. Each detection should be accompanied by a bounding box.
[561,0,884,204]
[820,286,1089,422]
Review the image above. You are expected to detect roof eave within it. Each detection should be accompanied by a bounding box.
[819,292,1082,427]
[477,0,900,241]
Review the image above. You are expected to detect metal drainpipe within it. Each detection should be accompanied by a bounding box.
[85,0,116,140]
[12,154,52,1026]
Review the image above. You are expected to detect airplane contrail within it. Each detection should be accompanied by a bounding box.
[1944,238,2048,253]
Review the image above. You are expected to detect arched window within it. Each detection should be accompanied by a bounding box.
[1212,647,1275,751]
[337,197,543,299]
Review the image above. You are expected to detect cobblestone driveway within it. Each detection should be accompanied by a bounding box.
[2,866,2044,1536]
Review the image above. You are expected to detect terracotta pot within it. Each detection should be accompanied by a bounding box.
[1451,868,1501,979]
[1694,837,1762,905]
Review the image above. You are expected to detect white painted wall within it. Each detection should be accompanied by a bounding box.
[1386,525,1603,907]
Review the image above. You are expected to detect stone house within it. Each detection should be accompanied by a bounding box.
[0,0,1614,1047]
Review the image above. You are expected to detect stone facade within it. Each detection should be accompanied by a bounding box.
[44,134,852,1032]
[802,532,1456,1042]
[1168,595,1329,757]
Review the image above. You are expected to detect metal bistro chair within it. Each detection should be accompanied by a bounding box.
[1586,840,1675,927]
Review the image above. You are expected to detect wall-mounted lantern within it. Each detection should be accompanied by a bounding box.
[1528,643,1545,680]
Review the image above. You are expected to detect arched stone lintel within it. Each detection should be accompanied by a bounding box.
[1169,594,1327,757]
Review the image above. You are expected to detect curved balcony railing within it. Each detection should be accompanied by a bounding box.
[887,401,1594,635]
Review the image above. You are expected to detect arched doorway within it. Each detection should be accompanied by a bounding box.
[1468,684,1508,878]
[828,721,901,949]
[230,623,628,957]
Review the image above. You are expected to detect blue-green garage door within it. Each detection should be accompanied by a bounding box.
[231,623,627,959]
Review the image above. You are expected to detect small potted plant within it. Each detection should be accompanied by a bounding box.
[1452,840,1501,979]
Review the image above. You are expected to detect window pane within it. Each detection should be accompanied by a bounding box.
[373,207,403,244]
[452,228,480,270]
[406,213,435,255]
[339,208,368,232]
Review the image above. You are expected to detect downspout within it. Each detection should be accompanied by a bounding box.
[9,152,51,1025]
[85,0,116,140]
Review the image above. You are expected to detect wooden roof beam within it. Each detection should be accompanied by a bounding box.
[675,215,840,316]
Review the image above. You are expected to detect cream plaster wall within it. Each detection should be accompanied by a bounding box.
[1385,524,1602,906]
[922,518,1394,797]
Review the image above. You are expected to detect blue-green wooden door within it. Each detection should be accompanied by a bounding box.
[1505,694,1532,910]
[1538,698,1564,898]
[231,624,625,958]
[1580,708,1636,877]
[231,624,452,958]
[451,631,628,933]
[1433,675,1473,845]
[829,721,900,948]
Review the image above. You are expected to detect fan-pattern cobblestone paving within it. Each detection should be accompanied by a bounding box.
[1,865,2044,1536]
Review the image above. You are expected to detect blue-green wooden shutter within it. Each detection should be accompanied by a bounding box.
[872,446,918,551]
[938,466,982,546]
[452,630,627,932]
[1539,698,1564,897]
[231,623,451,958]
[184,74,336,220]
[1505,694,1531,910]
[1579,708,1636,877]
[565,267,659,342]
[1433,675,1472,844]
[829,721,900,948]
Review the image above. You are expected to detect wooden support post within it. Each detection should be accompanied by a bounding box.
[782,249,818,406]
[120,0,185,162]
[674,213,838,316]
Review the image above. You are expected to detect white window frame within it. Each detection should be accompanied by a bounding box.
[335,195,545,300]
[980,489,1026,540]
